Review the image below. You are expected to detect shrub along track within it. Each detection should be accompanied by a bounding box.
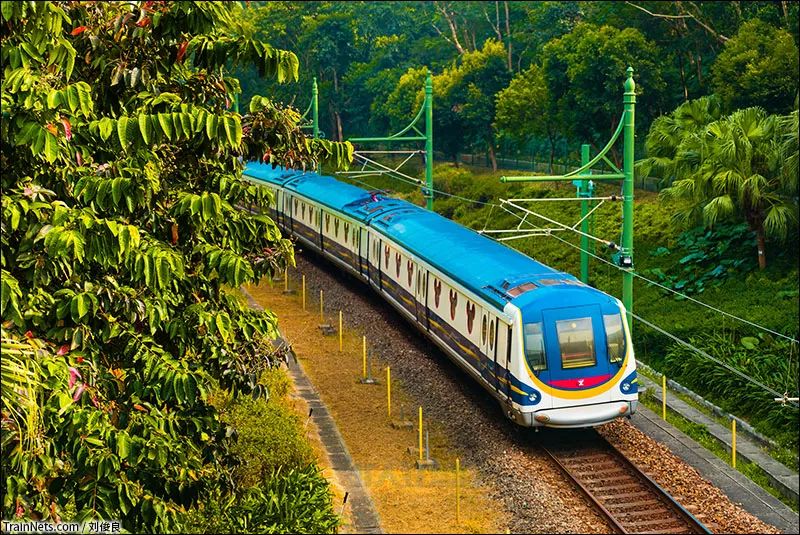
[286,251,780,534]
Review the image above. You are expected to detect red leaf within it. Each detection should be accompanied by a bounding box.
[57,344,70,356]
[176,40,189,64]
[45,123,58,136]
[60,118,72,141]
[136,17,151,27]
[24,330,34,339]
[76,356,85,363]
[76,151,83,166]
[71,26,88,36]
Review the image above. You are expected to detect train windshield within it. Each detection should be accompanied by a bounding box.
[603,313,626,363]
[556,317,596,369]
[524,322,547,371]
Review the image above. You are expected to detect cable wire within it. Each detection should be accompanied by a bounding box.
[338,162,800,345]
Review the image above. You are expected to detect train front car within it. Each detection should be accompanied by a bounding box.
[504,277,638,428]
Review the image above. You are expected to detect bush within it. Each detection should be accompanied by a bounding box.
[215,367,314,488]
[184,466,339,534]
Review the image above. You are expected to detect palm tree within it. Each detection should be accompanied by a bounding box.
[661,107,798,269]
[638,96,722,187]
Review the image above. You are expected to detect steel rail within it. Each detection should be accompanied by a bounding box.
[542,431,712,534]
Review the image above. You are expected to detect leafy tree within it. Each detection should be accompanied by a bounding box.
[1,0,350,530]
[660,107,798,269]
[541,23,669,158]
[495,64,560,170]
[711,19,799,114]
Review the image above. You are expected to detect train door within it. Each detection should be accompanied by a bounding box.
[479,312,491,386]
[499,325,513,404]
[489,316,499,390]
[358,227,367,278]
[414,266,428,328]
[286,194,294,235]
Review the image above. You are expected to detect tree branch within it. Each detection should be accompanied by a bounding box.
[434,1,465,54]
[625,1,691,19]
[625,1,729,43]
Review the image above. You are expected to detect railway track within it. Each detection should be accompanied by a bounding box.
[541,430,712,534]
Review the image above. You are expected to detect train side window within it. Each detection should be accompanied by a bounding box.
[489,320,495,351]
[524,323,547,371]
[481,316,488,345]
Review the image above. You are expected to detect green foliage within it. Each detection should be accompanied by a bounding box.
[541,23,669,152]
[659,106,798,268]
[711,19,799,114]
[183,466,339,534]
[664,333,799,447]
[216,368,314,488]
[1,0,351,531]
[643,223,756,295]
[638,96,723,184]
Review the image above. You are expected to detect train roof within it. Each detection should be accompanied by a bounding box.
[243,162,617,312]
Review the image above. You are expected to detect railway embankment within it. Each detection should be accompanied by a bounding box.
[252,252,790,534]
[637,372,799,508]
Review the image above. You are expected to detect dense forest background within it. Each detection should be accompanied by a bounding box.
[236,0,798,169]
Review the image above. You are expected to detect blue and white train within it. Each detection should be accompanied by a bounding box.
[244,163,639,428]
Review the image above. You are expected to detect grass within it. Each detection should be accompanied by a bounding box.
[245,278,509,534]
[638,389,799,512]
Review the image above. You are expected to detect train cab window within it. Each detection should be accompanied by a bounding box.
[603,313,626,363]
[524,323,547,371]
[556,318,596,369]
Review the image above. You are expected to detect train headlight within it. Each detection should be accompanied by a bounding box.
[528,393,538,402]
[619,404,629,414]
[622,382,630,392]
[534,413,550,423]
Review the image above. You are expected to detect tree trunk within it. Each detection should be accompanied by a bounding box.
[488,143,498,172]
[335,111,343,142]
[332,68,343,141]
[755,222,767,270]
[678,54,689,101]
[504,0,512,71]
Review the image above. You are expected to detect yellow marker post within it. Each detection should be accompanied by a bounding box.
[387,367,392,418]
[284,267,288,292]
[302,275,306,310]
[732,419,737,469]
[339,311,343,352]
[418,406,423,462]
[320,290,324,322]
[662,374,667,421]
[362,336,367,379]
[456,457,461,524]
